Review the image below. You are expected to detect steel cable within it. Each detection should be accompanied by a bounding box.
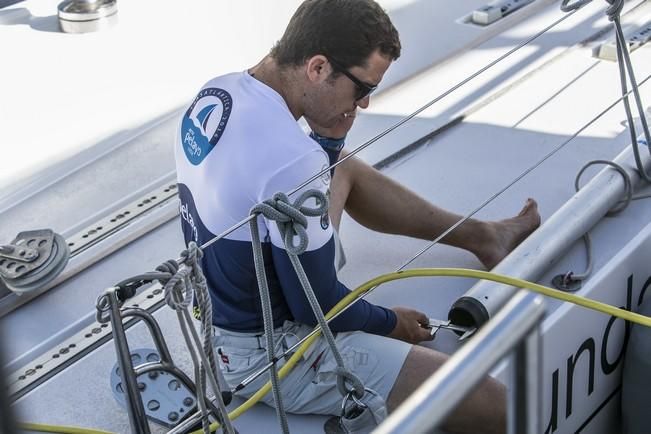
[199,8,580,253]
[233,68,651,392]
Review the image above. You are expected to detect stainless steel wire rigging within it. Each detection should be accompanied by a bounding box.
[199,8,580,252]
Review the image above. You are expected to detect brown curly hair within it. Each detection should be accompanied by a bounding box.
[270,0,401,70]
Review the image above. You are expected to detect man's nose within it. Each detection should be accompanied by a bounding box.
[356,95,370,109]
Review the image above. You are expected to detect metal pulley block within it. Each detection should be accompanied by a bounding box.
[0,245,39,264]
[0,230,70,294]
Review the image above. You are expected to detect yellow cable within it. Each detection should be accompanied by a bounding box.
[24,268,646,434]
[18,422,115,434]
[184,267,651,433]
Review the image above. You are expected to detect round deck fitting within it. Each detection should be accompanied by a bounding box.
[58,0,118,34]
[551,273,582,292]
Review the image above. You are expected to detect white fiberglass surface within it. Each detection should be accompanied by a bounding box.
[5,0,651,386]
[0,0,592,359]
[0,0,500,212]
[0,0,297,203]
[338,8,651,355]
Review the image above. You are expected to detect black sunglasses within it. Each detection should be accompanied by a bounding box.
[327,57,378,101]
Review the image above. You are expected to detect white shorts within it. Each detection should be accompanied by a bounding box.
[213,321,412,415]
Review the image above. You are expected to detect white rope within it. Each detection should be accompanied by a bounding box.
[248,190,369,431]
[159,244,236,434]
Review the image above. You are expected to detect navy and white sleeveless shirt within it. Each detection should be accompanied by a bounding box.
[174,71,395,335]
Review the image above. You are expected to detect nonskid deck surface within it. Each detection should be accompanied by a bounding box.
[3,0,651,432]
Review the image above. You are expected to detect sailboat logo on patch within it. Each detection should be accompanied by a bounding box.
[195,104,218,133]
[181,87,233,165]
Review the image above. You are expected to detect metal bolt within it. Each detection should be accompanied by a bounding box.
[183,397,194,406]
[168,412,179,422]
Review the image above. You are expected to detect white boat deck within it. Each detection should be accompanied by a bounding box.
[3,0,651,433]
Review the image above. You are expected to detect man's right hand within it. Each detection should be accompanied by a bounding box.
[388,306,434,344]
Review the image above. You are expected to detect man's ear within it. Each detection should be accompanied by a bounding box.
[305,55,331,84]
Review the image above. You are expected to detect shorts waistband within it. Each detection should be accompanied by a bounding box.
[213,325,289,350]
[213,322,335,363]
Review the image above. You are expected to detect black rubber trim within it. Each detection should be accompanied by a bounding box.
[448,296,490,329]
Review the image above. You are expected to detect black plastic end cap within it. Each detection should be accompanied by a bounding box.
[448,296,490,330]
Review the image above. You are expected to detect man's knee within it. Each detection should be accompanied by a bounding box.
[387,345,507,434]
[387,345,448,411]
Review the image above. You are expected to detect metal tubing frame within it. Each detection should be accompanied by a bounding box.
[511,326,542,434]
[122,307,223,419]
[373,290,545,434]
[106,288,151,434]
[452,143,651,327]
[112,305,227,429]
[120,308,175,363]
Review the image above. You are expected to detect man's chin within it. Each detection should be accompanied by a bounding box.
[321,117,341,129]
[306,114,342,130]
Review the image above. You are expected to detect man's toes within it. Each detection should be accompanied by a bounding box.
[518,198,537,217]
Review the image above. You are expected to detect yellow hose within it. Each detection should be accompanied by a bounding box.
[18,422,115,434]
[197,267,651,433]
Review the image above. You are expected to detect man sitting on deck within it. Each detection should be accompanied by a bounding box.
[174,0,540,433]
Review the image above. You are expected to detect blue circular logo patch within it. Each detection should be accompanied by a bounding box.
[181,88,232,165]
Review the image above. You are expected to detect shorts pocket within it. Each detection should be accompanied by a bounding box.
[216,345,265,375]
[314,345,379,386]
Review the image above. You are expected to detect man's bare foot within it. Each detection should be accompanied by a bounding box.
[476,199,541,269]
